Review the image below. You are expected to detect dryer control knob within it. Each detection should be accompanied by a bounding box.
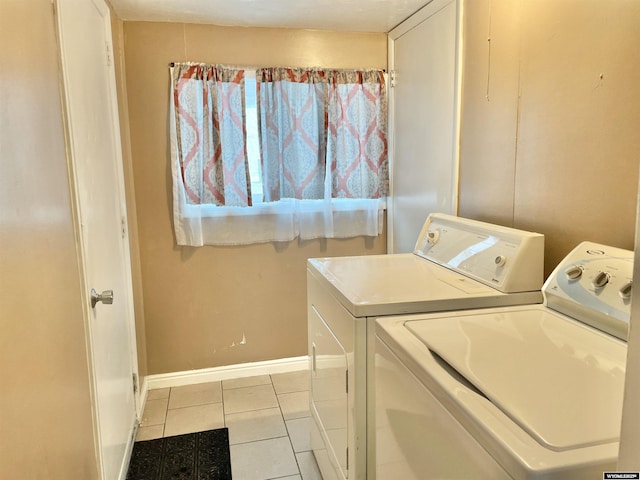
[426,230,440,247]
[620,281,633,299]
[494,255,507,267]
[592,271,610,289]
[565,266,583,280]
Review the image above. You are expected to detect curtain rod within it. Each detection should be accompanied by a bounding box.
[169,62,385,72]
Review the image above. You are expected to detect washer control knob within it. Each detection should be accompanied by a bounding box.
[494,255,507,267]
[620,281,633,299]
[565,266,583,280]
[426,230,440,247]
[592,271,610,289]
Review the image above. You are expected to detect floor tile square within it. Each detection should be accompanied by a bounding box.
[271,370,310,394]
[135,424,164,441]
[223,384,278,414]
[296,451,322,480]
[222,374,271,390]
[286,417,311,453]
[226,407,287,445]
[278,391,310,420]
[230,436,299,480]
[147,387,170,400]
[168,381,222,409]
[141,397,168,427]
[163,403,224,437]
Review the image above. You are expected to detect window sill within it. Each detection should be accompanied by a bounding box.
[181,197,386,219]
[174,198,386,246]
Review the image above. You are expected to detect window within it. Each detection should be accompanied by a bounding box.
[244,72,263,203]
[169,63,388,246]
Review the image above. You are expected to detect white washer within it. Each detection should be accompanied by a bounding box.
[307,213,545,480]
[375,242,633,479]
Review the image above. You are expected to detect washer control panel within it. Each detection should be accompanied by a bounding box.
[544,241,634,340]
[414,213,544,293]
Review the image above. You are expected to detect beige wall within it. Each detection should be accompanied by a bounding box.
[0,1,99,478]
[122,22,387,374]
[458,0,640,275]
[111,14,148,379]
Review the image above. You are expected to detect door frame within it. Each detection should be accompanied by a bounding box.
[386,0,464,253]
[54,0,141,477]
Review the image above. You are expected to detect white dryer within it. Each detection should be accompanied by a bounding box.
[375,242,633,479]
[307,213,545,480]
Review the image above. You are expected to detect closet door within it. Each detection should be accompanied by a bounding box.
[388,0,461,253]
[56,0,139,478]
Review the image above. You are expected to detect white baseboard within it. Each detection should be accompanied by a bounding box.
[143,355,309,392]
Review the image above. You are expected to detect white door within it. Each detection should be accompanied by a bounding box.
[56,1,138,479]
[388,0,461,253]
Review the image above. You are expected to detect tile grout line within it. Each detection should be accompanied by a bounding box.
[221,380,227,429]
[161,388,171,437]
[272,374,304,479]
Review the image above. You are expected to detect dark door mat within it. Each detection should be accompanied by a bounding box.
[126,428,232,480]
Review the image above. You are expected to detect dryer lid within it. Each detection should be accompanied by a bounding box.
[405,308,627,451]
[307,254,514,318]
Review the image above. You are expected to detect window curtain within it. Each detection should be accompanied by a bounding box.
[171,63,257,246]
[257,68,327,202]
[257,67,387,240]
[327,70,388,199]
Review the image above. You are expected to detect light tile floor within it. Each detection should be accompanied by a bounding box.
[136,370,322,480]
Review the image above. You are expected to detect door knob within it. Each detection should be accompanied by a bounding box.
[91,289,114,308]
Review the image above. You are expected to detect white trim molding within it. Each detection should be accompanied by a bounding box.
[143,355,309,392]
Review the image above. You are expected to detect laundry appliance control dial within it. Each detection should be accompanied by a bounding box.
[426,230,440,247]
[565,265,583,280]
[620,281,633,299]
[592,271,610,289]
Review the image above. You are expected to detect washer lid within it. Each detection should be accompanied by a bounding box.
[405,308,626,451]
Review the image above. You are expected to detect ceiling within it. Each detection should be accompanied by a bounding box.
[108,0,433,33]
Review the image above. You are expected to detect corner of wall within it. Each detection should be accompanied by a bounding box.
[109,10,149,379]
